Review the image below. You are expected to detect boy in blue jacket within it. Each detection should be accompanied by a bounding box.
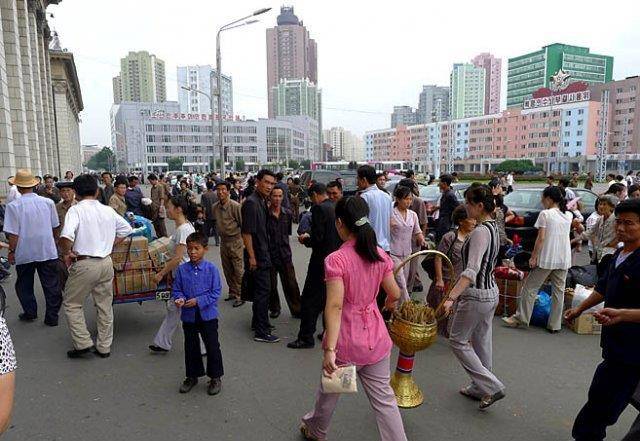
[173,231,224,395]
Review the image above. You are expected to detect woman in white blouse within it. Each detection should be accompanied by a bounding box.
[502,186,573,333]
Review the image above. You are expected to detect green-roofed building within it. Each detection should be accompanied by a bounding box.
[507,43,613,108]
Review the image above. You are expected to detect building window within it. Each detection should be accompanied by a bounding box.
[576,141,582,147]
[577,120,584,126]
[578,109,584,115]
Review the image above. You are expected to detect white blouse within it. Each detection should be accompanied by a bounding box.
[534,208,573,270]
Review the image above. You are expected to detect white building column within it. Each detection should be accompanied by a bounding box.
[27,0,46,174]
[1,0,31,169]
[0,8,17,190]
[16,0,40,174]
[36,19,54,174]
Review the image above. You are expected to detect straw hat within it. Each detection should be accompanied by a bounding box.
[8,169,41,188]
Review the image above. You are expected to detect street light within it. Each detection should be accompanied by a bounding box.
[217,7,271,178]
[181,84,215,173]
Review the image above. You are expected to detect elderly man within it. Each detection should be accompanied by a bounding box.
[60,174,132,358]
[3,170,61,326]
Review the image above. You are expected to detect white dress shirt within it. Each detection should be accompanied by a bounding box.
[61,199,133,258]
[6,185,21,204]
[3,193,59,265]
[359,184,393,252]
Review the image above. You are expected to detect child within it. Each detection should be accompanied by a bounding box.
[173,231,224,395]
[194,205,206,234]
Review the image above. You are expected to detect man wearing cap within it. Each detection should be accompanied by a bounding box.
[55,182,76,289]
[3,170,62,326]
[60,174,132,358]
[213,180,244,307]
[37,174,61,204]
[148,174,167,237]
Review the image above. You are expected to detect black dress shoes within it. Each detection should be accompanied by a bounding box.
[207,378,222,395]
[269,310,281,319]
[93,349,110,358]
[18,313,37,322]
[149,345,169,353]
[67,347,94,359]
[179,377,198,393]
[287,339,314,349]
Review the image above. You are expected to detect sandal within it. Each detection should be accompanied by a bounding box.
[300,423,323,440]
[479,390,506,409]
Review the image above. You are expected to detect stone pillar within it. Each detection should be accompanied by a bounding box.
[1,0,31,169]
[0,6,17,195]
[36,13,53,174]
[16,0,40,175]
[27,0,46,175]
[43,29,57,175]
[52,79,67,172]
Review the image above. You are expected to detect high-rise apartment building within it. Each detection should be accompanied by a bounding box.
[323,127,364,161]
[115,51,166,103]
[417,85,450,123]
[450,63,486,119]
[266,6,318,118]
[113,76,122,104]
[391,106,418,127]
[507,43,614,108]
[471,53,502,115]
[177,65,233,117]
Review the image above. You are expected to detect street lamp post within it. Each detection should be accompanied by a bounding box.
[216,8,271,179]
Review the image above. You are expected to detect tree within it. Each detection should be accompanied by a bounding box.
[235,158,245,171]
[300,159,311,170]
[167,157,184,171]
[86,147,115,171]
[495,159,541,174]
[288,160,299,170]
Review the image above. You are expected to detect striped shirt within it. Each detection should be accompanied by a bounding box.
[460,220,500,299]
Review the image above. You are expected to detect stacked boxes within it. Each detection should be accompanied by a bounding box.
[564,288,602,335]
[111,236,170,296]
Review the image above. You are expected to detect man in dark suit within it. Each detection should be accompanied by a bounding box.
[288,183,341,349]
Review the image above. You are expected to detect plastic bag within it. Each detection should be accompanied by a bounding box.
[530,290,551,327]
[573,284,603,314]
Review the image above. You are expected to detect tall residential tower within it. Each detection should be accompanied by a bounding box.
[471,53,502,115]
[266,6,318,118]
[417,85,450,123]
[176,65,233,116]
[113,51,166,103]
[450,63,485,119]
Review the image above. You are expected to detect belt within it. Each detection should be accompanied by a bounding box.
[73,255,101,262]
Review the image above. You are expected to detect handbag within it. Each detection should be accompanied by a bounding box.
[422,231,456,279]
[321,365,358,394]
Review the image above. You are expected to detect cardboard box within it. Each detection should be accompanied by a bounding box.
[113,260,157,295]
[112,236,149,265]
[147,237,171,268]
[567,313,602,335]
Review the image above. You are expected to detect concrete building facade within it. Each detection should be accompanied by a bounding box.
[115,51,166,103]
[417,85,449,123]
[176,65,233,117]
[450,63,486,119]
[472,52,502,115]
[323,127,363,162]
[266,6,317,118]
[391,105,418,127]
[0,0,83,193]
[507,43,614,108]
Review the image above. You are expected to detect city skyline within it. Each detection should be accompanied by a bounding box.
[49,0,640,147]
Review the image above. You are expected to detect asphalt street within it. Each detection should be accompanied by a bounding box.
[2,181,636,440]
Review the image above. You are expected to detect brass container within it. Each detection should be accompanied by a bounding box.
[388,250,455,408]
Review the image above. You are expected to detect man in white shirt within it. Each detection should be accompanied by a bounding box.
[5,178,21,205]
[3,170,61,326]
[357,165,393,252]
[59,174,132,358]
[506,172,514,194]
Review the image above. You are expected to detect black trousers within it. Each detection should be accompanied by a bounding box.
[250,267,272,338]
[182,313,224,379]
[572,359,640,441]
[204,219,219,245]
[269,262,301,317]
[297,259,326,344]
[15,259,61,322]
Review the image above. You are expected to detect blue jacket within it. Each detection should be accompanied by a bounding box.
[172,260,222,322]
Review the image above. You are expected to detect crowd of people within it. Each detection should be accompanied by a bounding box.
[0,165,638,440]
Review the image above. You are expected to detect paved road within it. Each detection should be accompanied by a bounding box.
[3,236,637,441]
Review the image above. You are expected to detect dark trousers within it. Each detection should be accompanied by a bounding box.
[15,259,61,323]
[572,359,640,441]
[269,262,301,317]
[182,312,224,379]
[297,260,326,344]
[153,217,167,238]
[204,219,219,246]
[56,258,69,291]
[250,267,272,338]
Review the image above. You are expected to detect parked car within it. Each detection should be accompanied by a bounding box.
[503,187,598,251]
[299,169,358,197]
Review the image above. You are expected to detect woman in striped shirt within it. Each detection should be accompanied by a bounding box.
[442,185,506,410]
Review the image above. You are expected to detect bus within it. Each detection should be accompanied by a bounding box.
[310,161,365,171]
[368,161,413,173]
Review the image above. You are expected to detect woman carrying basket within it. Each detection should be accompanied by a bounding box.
[300,196,407,441]
[442,185,506,409]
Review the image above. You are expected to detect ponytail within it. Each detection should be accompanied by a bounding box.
[542,186,567,213]
[335,196,383,263]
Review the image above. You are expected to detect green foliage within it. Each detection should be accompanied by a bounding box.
[167,157,184,171]
[300,159,311,170]
[85,147,115,171]
[494,159,542,173]
[235,158,245,171]
[288,160,300,170]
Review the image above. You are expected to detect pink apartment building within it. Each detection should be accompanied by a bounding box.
[472,53,502,115]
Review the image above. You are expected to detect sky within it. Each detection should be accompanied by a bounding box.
[51,0,640,147]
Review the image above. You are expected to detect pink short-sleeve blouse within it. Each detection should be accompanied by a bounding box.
[324,240,394,366]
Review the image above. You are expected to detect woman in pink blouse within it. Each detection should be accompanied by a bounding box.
[300,196,407,441]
